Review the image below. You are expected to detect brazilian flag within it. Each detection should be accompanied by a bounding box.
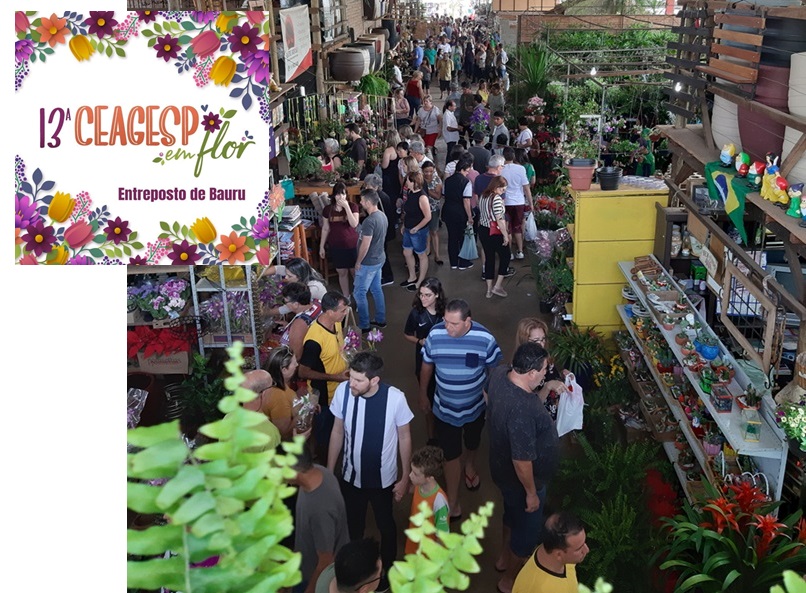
[704,161,749,245]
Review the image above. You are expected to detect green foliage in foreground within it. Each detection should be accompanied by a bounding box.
[127,342,303,593]
[390,501,494,593]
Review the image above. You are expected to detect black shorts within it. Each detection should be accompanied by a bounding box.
[439,79,450,92]
[328,246,357,269]
[434,414,485,461]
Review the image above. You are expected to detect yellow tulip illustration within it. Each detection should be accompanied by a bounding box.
[69,35,95,62]
[46,244,69,265]
[210,56,237,86]
[191,217,217,243]
[48,192,75,222]
[215,13,237,33]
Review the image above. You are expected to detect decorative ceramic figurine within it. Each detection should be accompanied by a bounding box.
[766,152,780,175]
[769,173,790,205]
[735,152,751,177]
[747,160,766,189]
[787,182,804,218]
[720,143,736,167]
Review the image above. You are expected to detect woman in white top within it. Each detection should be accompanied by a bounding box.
[414,96,442,160]
[262,257,328,316]
[441,100,460,168]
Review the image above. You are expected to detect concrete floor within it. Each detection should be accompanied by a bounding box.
[344,228,548,592]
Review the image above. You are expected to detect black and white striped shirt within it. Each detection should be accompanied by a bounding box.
[330,381,414,489]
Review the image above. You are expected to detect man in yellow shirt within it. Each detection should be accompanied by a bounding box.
[299,291,351,460]
[512,512,589,593]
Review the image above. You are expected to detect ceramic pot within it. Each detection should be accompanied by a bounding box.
[567,165,595,191]
[703,441,722,456]
[329,48,370,81]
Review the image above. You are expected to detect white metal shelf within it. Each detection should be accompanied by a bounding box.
[617,306,715,485]
[618,260,784,458]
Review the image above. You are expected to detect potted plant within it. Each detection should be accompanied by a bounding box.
[561,133,599,191]
[776,398,806,455]
[127,325,192,374]
[550,323,608,390]
[737,385,763,410]
[657,481,806,591]
[702,429,723,456]
[530,245,573,314]
[356,72,390,97]
[338,156,359,181]
[176,352,228,438]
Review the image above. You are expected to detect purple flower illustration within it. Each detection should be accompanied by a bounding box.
[15,39,34,63]
[228,24,260,56]
[252,216,273,240]
[191,11,218,24]
[202,112,222,133]
[242,49,271,84]
[22,221,56,256]
[104,216,131,245]
[15,194,39,229]
[68,255,94,265]
[154,35,180,62]
[167,240,201,264]
[137,11,157,24]
[129,255,149,265]
[86,11,119,39]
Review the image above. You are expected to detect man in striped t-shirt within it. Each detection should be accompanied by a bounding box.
[328,351,413,592]
[418,299,502,521]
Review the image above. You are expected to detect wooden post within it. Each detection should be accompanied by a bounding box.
[310,0,327,122]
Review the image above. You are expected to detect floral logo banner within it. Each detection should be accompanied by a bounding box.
[13,10,279,265]
[279,5,311,83]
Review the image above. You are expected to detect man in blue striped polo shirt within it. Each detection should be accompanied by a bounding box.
[418,298,502,522]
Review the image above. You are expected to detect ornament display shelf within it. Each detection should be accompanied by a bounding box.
[618,258,784,456]
[617,312,716,502]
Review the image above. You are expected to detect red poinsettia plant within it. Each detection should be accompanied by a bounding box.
[657,479,806,592]
[127,326,192,359]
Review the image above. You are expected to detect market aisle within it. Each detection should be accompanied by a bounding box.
[347,224,546,593]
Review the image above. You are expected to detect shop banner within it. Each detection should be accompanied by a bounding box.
[12,10,278,266]
[279,5,312,83]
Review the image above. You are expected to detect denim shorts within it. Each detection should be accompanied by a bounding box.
[402,226,429,254]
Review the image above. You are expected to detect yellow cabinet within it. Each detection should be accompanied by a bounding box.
[571,184,668,334]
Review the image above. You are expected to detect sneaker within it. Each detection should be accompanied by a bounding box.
[451,265,458,270]
[458,263,474,270]
[406,283,418,292]
[514,251,525,260]
[370,321,388,328]
[381,279,394,286]
[400,280,416,288]
[503,267,517,277]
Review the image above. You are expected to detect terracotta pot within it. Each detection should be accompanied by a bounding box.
[567,165,595,191]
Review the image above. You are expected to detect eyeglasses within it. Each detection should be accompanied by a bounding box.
[354,574,383,591]
[529,336,547,343]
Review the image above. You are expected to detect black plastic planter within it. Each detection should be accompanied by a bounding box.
[597,166,622,191]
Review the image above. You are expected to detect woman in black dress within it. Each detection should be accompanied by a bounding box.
[381,130,403,201]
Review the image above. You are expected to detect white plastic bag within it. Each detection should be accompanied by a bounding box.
[523,211,538,242]
[555,373,584,437]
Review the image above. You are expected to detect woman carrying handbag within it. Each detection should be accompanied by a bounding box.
[477,176,511,298]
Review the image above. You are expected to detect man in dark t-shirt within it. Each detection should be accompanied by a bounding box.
[346,123,368,179]
[486,343,567,593]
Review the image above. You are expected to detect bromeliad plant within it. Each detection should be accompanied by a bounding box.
[127,343,303,593]
[658,480,806,593]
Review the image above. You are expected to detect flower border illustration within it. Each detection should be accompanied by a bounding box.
[14,10,281,265]
[15,155,285,265]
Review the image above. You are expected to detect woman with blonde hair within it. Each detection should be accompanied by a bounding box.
[394,87,411,129]
[381,130,403,200]
[514,317,568,419]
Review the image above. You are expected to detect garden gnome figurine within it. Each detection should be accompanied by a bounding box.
[720,143,736,167]
[771,173,790,206]
[747,160,765,189]
[787,183,803,218]
[735,152,750,177]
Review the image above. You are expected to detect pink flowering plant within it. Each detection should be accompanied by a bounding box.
[525,95,545,116]
[134,277,190,320]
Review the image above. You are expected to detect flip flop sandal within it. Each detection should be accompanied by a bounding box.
[464,471,481,491]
